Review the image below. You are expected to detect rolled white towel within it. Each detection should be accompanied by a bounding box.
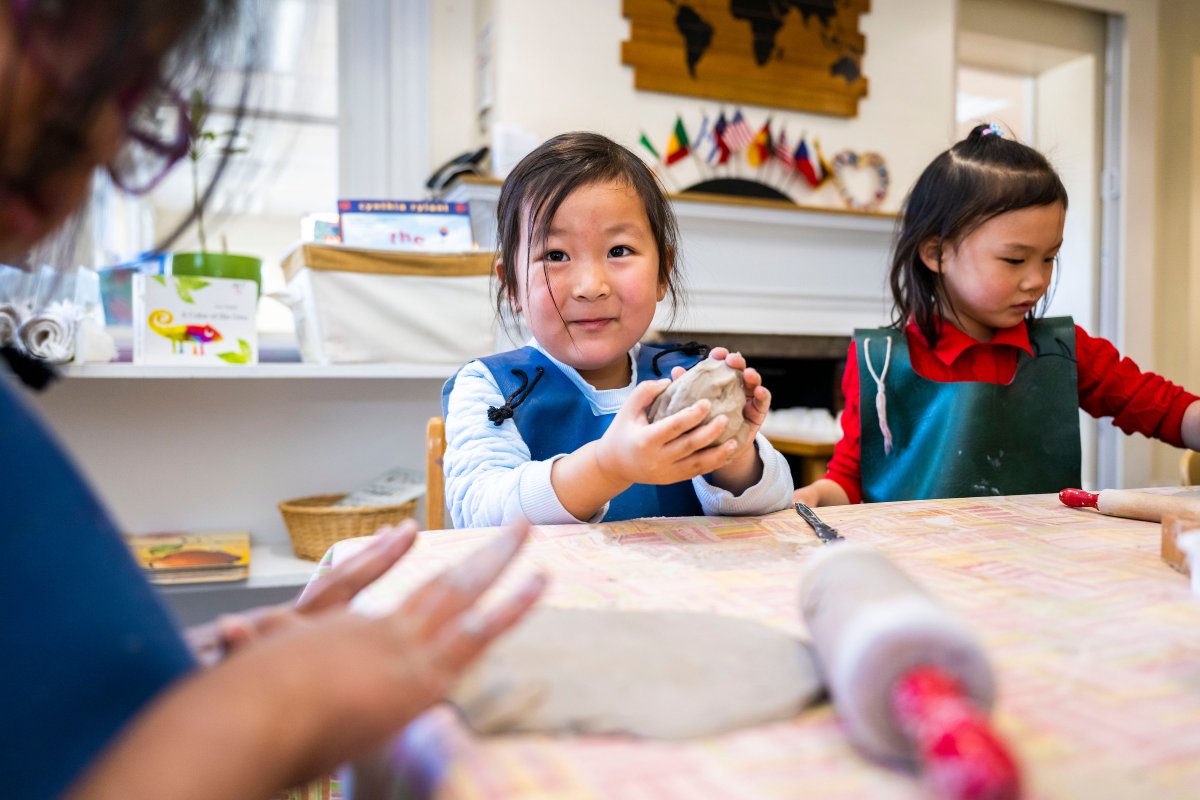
[0,303,24,347]
[18,308,75,363]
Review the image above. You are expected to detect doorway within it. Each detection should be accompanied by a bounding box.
[956,0,1108,488]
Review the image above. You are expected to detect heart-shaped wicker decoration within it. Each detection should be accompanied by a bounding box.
[831,150,889,212]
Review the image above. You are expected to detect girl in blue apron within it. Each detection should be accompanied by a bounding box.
[443,132,793,528]
[795,123,1200,507]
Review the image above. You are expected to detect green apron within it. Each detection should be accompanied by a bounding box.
[857,317,1081,503]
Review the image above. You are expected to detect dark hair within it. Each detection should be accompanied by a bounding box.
[493,131,684,332]
[5,0,250,265]
[890,123,1068,346]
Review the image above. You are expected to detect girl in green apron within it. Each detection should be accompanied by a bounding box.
[795,123,1200,506]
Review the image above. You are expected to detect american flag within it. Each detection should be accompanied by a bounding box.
[723,110,753,153]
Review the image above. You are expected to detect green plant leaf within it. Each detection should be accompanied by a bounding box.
[176,276,211,292]
[217,338,253,364]
[171,275,210,305]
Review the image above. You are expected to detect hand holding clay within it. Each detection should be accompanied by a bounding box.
[648,358,751,449]
[591,379,734,487]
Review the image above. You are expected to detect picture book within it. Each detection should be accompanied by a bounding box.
[126,530,251,585]
[337,199,474,251]
[132,274,258,366]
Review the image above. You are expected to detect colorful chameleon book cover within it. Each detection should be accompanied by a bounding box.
[132,274,258,366]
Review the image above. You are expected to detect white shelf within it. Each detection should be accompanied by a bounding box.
[157,543,319,594]
[59,362,459,379]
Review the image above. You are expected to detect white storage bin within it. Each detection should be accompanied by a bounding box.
[280,244,496,364]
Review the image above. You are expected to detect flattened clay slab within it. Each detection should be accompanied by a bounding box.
[449,607,822,739]
[648,359,750,448]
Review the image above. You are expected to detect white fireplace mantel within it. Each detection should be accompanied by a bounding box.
[442,179,897,340]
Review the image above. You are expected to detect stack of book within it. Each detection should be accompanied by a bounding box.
[125,530,251,585]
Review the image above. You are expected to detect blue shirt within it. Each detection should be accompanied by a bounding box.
[0,377,195,798]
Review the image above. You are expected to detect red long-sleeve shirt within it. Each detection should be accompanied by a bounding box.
[825,320,1199,504]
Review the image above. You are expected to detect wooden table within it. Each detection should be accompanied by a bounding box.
[326,493,1200,799]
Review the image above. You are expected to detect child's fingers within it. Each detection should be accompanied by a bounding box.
[670,365,686,380]
[432,572,547,672]
[722,351,747,370]
[708,346,730,361]
[675,437,739,475]
[745,386,772,426]
[402,520,530,639]
[662,413,727,458]
[296,521,418,613]
[647,399,712,441]
[742,366,762,388]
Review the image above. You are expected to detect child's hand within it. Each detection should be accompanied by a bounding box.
[594,378,738,487]
[683,348,770,494]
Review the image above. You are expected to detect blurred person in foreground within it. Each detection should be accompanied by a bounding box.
[0,2,544,797]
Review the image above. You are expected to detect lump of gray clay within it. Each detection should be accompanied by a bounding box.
[647,358,750,448]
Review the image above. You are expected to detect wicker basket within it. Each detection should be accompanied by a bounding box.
[278,493,418,561]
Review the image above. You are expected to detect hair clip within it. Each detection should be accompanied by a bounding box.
[980,123,1004,138]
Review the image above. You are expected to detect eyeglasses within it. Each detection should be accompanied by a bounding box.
[9,0,191,194]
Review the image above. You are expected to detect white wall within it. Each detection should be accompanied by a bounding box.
[454,0,958,214]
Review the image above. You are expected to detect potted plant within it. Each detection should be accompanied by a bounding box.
[169,90,262,295]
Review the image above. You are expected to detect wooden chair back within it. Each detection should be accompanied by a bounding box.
[425,416,447,530]
[1182,449,1200,487]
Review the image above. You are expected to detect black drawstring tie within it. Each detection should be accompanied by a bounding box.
[1,345,58,391]
[651,341,709,376]
[487,366,545,426]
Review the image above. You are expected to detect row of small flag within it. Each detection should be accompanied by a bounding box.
[638,111,833,188]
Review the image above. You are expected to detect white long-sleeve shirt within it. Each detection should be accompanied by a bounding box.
[443,342,794,528]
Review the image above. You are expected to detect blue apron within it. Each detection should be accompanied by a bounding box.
[857,317,1081,502]
[444,343,705,520]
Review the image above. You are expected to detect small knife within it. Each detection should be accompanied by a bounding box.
[794,502,844,543]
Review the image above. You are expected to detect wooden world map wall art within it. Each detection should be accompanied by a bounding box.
[622,0,869,117]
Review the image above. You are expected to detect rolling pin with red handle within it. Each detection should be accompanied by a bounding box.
[799,544,1021,800]
[1059,488,1200,522]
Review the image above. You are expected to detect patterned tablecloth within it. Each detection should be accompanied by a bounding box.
[325,492,1200,799]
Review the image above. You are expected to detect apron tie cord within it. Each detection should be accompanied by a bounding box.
[863,336,894,455]
[487,366,545,426]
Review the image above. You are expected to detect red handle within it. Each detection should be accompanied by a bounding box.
[1058,488,1099,509]
[891,666,1022,800]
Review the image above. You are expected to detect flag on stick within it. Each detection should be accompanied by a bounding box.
[639,131,661,162]
[692,114,710,161]
[747,119,772,168]
[794,136,825,187]
[814,137,833,185]
[708,112,731,165]
[723,110,753,153]
[665,117,691,165]
[774,128,794,169]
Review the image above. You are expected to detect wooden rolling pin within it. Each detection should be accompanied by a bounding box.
[799,544,1020,800]
[1059,488,1200,522]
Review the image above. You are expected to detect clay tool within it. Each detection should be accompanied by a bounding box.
[794,502,844,543]
[1058,488,1200,523]
[799,543,1020,800]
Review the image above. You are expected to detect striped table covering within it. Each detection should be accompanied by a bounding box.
[320,492,1200,799]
